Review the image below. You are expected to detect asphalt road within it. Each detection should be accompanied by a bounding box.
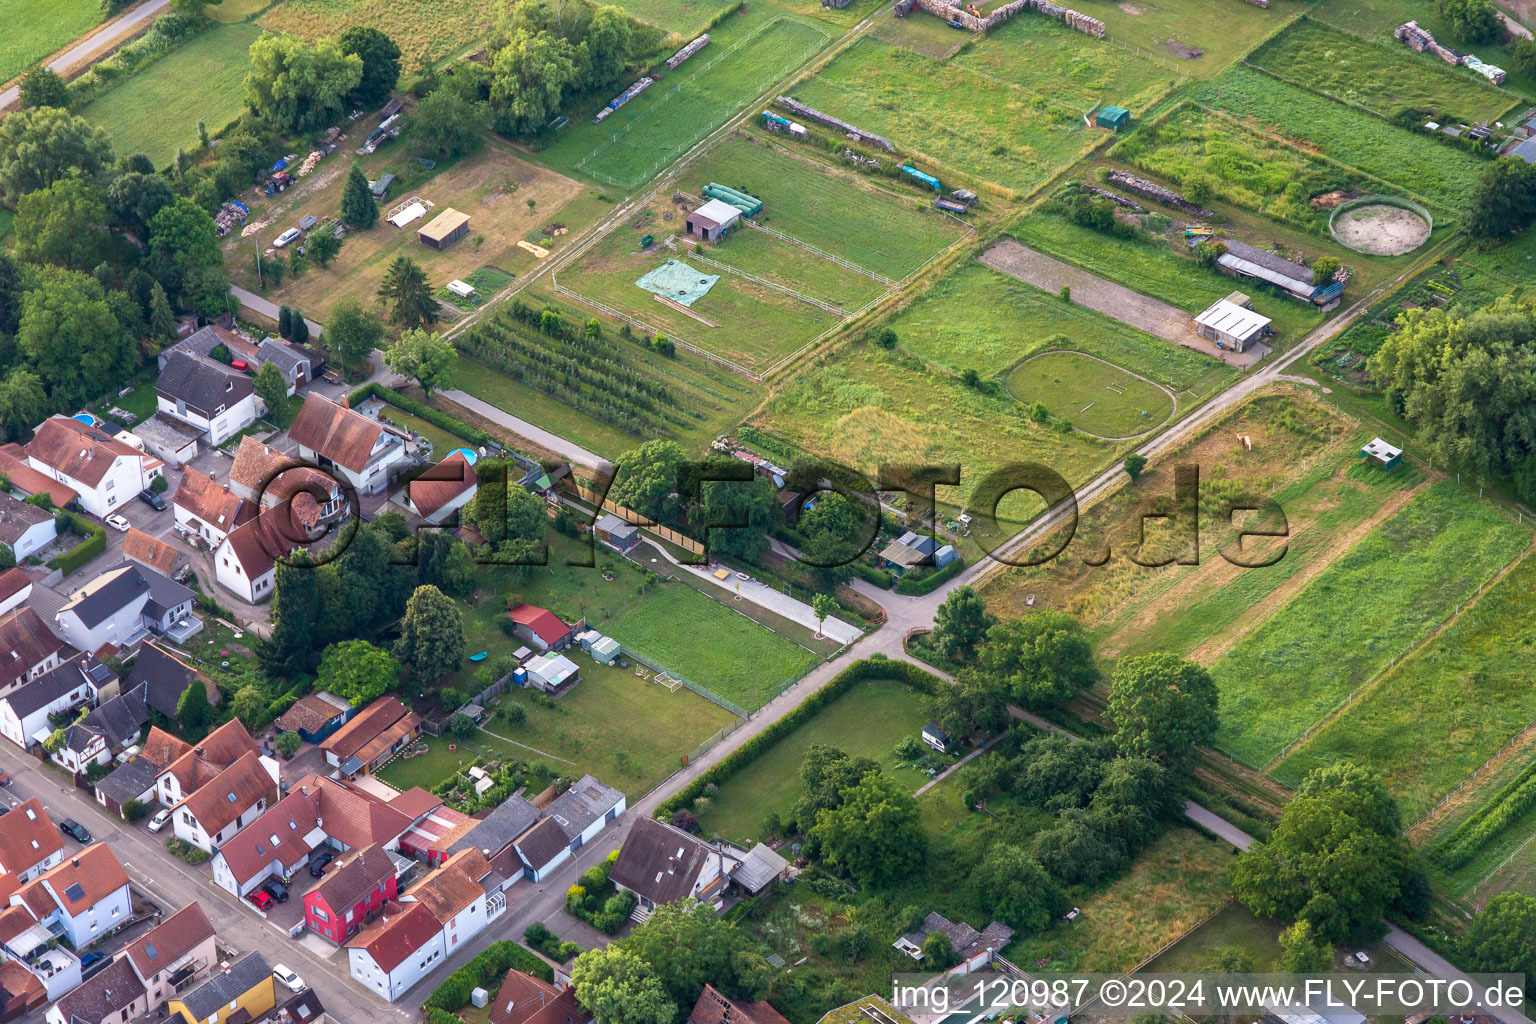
[0,0,170,111]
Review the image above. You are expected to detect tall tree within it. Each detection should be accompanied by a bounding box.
[107,171,175,239]
[975,611,1097,707]
[490,29,578,137]
[317,639,400,705]
[394,584,464,683]
[1464,893,1536,980]
[148,281,177,341]
[693,467,775,562]
[0,106,113,204]
[253,361,290,425]
[580,6,633,91]
[1466,159,1536,239]
[968,843,1063,932]
[571,948,676,1024]
[1278,920,1333,973]
[930,584,995,662]
[340,164,378,229]
[412,87,484,158]
[17,68,68,110]
[609,439,687,523]
[17,266,133,409]
[176,680,215,735]
[325,299,385,373]
[0,370,48,441]
[245,34,363,133]
[262,551,325,676]
[148,197,229,315]
[383,328,455,395]
[1104,652,1218,763]
[927,675,1008,745]
[595,901,770,1018]
[338,27,402,108]
[0,251,22,337]
[14,178,112,271]
[810,771,927,887]
[377,255,439,330]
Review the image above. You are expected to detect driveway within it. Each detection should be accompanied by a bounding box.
[438,389,609,470]
[0,0,171,111]
[979,239,1271,368]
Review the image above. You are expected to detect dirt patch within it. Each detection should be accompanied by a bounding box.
[1311,189,1363,209]
[1118,2,1147,11]
[1161,39,1203,59]
[1331,203,1431,256]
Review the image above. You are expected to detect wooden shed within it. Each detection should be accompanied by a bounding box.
[418,208,471,250]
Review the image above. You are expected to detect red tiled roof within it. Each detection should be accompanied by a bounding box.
[122,529,179,576]
[0,607,61,692]
[160,719,260,793]
[322,696,412,761]
[489,971,592,1024]
[125,902,214,979]
[220,500,312,581]
[0,568,29,607]
[311,844,394,916]
[35,843,130,913]
[141,726,192,770]
[0,905,36,946]
[175,750,275,837]
[387,787,444,822]
[229,436,341,503]
[406,451,476,518]
[406,849,490,924]
[508,605,572,647]
[173,467,253,533]
[25,417,144,487]
[687,985,793,1024]
[0,798,61,877]
[0,446,78,508]
[346,901,441,973]
[213,787,322,885]
[288,394,384,473]
[274,693,348,735]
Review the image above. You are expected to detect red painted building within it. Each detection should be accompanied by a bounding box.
[302,844,399,945]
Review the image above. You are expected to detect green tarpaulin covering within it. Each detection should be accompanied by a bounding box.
[635,258,719,307]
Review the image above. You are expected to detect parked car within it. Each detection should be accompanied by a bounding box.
[264,880,289,903]
[59,819,91,843]
[247,890,273,910]
[272,965,305,993]
[0,768,10,786]
[274,227,302,248]
[80,952,110,978]
[137,489,167,511]
[308,850,334,877]
[104,514,130,532]
[147,808,171,833]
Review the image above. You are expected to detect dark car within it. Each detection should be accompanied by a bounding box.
[137,489,167,511]
[264,880,289,903]
[59,819,91,843]
[308,851,334,877]
[80,952,110,978]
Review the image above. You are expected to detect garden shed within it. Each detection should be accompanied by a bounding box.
[686,199,742,242]
[1194,294,1271,351]
[1096,105,1130,130]
[418,208,471,250]
[1360,437,1403,471]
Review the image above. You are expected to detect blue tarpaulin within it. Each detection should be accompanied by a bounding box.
[635,259,719,307]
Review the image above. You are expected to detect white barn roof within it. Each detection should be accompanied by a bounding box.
[691,198,742,228]
[1195,298,1272,341]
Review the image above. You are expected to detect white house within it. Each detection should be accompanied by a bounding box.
[0,492,56,563]
[13,843,134,948]
[24,416,163,518]
[0,568,31,618]
[169,750,279,853]
[172,467,254,547]
[609,816,731,917]
[52,682,148,777]
[153,718,261,807]
[0,799,65,882]
[346,901,446,1002]
[155,350,262,446]
[544,775,625,851]
[0,654,111,752]
[213,497,330,604]
[398,451,477,525]
[0,606,63,698]
[287,393,410,495]
[122,902,217,1012]
[54,561,200,653]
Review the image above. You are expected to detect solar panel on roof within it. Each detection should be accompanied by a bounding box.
[64,882,86,902]
[145,942,159,960]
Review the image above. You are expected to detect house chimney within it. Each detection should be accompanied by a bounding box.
[195,746,205,757]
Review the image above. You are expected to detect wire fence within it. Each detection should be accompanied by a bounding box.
[665,239,856,315]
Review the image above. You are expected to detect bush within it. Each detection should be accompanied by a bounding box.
[122,799,150,822]
[895,557,965,596]
[166,838,211,864]
[348,382,492,448]
[47,518,106,575]
[422,941,550,1012]
[851,562,893,588]
[151,475,169,494]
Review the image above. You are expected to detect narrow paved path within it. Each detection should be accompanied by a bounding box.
[232,283,324,338]
[439,389,608,469]
[0,0,171,111]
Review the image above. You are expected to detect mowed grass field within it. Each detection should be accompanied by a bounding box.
[1198,68,1488,211]
[1274,551,1536,822]
[573,17,830,186]
[1211,481,1531,768]
[80,22,262,167]
[790,36,1102,194]
[1067,0,1302,77]
[1005,351,1172,437]
[696,676,932,843]
[681,133,969,279]
[0,0,99,85]
[376,730,536,792]
[1424,744,1536,904]
[260,0,499,72]
[483,659,739,795]
[1249,18,1517,124]
[601,578,818,710]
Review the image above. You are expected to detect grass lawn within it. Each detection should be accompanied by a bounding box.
[1426,746,1536,904]
[601,577,819,711]
[1137,901,1281,974]
[80,22,262,168]
[573,17,832,187]
[372,404,472,459]
[689,228,889,311]
[679,132,970,281]
[1248,17,1517,124]
[1068,0,1302,79]
[376,731,533,792]
[259,0,500,73]
[790,35,1102,195]
[0,0,99,86]
[697,676,933,844]
[1004,827,1234,971]
[483,659,738,796]
[1005,350,1172,438]
[1274,551,1536,821]
[617,0,734,33]
[1196,68,1488,213]
[1211,481,1531,768]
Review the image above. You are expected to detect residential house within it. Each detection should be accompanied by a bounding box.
[255,337,321,394]
[160,325,319,397]
[345,901,445,1003]
[122,528,181,578]
[303,844,398,946]
[213,500,324,604]
[509,818,572,884]
[0,493,56,563]
[0,608,63,698]
[154,719,261,809]
[94,726,191,818]
[169,750,278,853]
[156,350,261,446]
[172,467,254,547]
[0,447,77,511]
[24,416,163,517]
[0,653,113,752]
[53,561,201,653]
[167,952,277,1024]
[44,957,147,1024]
[0,903,78,1001]
[53,681,148,776]
[12,843,134,947]
[125,644,220,723]
[892,912,1013,972]
[228,437,347,520]
[404,848,500,954]
[430,795,541,871]
[321,696,421,777]
[543,775,626,854]
[609,816,731,918]
[128,413,203,468]
[399,451,477,525]
[0,959,46,1022]
[123,902,217,1010]
[0,570,30,618]
[507,605,576,653]
[0,800,64,883]
[395,791,475,867]
[273,692,353,744]
[687,985,792,1024]
[488,969,591,1024]
[288,394,409,495]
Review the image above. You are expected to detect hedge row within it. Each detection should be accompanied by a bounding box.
[348,382,493,449]
[1436,757,1536,870]
[655,656,942,819]
[895,557,965,596]
[422,940,550,1013]
[47,516,106,575]
[852,562,894,588]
